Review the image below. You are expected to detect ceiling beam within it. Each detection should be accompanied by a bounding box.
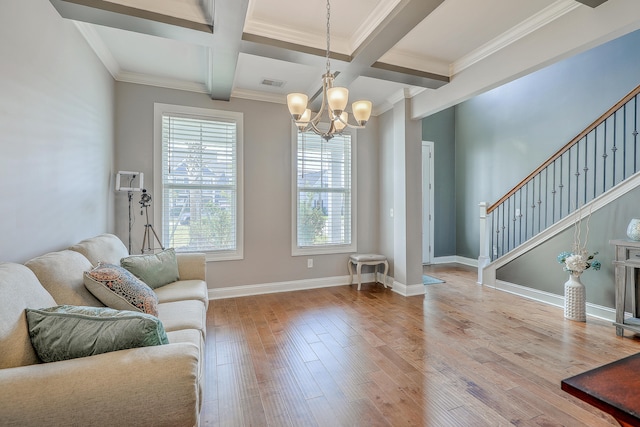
[350,0,445,69]
[49,0,213,45]
[51,0,450,103]
[207,0,250,100]
[240,33,351,69]
[574,0,609,7]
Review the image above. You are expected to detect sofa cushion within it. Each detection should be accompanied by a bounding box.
[84,263,159,317]
[25,250,103,307]
[0,263,57,368]
[26,305,168,362]
[157,300,206,336]
[121,248,180,289]
[69,233,129,267]
[154,280,209,307]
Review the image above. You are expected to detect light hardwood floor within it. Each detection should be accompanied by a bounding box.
[201,264,640,426]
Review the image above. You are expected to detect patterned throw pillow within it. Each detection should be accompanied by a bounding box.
[84,263,159,317]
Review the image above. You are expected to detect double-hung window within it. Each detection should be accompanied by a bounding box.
[154,104,243,261]
[292,129,356,255]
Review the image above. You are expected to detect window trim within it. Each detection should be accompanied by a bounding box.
[291,125,357,256]
[153,103,244,262]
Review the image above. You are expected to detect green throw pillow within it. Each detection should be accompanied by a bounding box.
[26,305,168,362]
[84,263,159,316]
[120,248,180,289]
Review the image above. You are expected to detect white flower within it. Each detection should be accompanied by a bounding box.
[565,254,588,273]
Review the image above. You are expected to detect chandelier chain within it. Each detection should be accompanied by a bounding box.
[325,0,331,74]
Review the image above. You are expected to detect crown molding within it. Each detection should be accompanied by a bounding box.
[117,70,209,93]
[349,0,402,53]
[230,88,286,104]
[379,49,450,77]
[242,19,351,55]
[451,0,580,75]
[73,21,120,78]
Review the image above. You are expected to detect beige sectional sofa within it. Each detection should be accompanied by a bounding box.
[0,234,208,427]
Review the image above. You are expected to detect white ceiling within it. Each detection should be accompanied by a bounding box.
[52,0,640,118]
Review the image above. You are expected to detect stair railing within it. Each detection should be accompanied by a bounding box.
[479,83,640,268]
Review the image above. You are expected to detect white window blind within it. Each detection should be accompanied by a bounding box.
[159,109,241,257]
[295,131,354,252]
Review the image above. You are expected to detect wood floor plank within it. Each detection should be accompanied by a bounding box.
[201,264,640,426]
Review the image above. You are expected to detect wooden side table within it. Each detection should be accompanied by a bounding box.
[348,254,389,291]
[562,352,640,426]
[610,239,640,336]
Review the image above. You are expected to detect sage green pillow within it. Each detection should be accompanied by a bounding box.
[120,248,180,289]
[26,305,168,362]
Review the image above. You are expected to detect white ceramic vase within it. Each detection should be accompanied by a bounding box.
[627,218,640,241]
[564,273,586,322]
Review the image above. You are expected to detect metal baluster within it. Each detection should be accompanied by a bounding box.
[575,141,580,210]
[525,182,529,241]
[537,173,542,233]
[518,188,523,246]
[603,119,608,194]
[567,149,572,216]
[623,105,627,179]
[501,203,505,258]
[612,113,618,186]
[491,211,495,261]
[506,197,510,252]
[544,168,549,229]
[583,137,588,205]
[552,160,556,223]
[559,155,564,220]
[593,131,598,199]
[633,95,638,173]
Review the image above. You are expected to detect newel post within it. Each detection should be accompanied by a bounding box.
[478,202,490,285]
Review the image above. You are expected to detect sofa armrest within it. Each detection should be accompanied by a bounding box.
[0,343,201,427]
[176,253,206,281]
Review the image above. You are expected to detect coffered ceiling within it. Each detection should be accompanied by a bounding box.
[50,0,640,118]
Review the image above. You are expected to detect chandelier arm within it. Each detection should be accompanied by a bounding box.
[286,0,370,141]
[308,121,326,137]
[335,115,365,129]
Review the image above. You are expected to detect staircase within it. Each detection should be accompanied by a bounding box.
[479,83,640,285]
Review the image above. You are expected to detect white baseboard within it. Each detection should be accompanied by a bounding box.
[208,273,375,300]
[208,272,428,300]
[391,280,426,297]
[493,280,616,322]
[432,256,478,267]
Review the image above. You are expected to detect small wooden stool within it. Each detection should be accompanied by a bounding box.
[348,254,389,290]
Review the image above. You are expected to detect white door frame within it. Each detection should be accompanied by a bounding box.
[422,141,435,265]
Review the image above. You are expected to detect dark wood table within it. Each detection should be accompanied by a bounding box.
[562,353,640,427]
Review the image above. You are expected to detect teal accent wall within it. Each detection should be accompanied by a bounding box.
[497,185,640,308]
[452,28,640,259]
[422,107,456,257]
[422,28,640,305]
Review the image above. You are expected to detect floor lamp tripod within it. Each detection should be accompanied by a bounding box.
[139,189,164,254]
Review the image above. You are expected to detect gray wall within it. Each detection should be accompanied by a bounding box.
[114,83,380,288]
[0,1,115,262]
[453,28,640,259]
[422,107,456,257]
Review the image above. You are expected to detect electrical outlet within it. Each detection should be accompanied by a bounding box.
[390,208,394,217]
[307,258,313,268]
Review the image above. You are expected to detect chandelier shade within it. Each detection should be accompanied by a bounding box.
[286,93,309,120]
[286,0,372,141]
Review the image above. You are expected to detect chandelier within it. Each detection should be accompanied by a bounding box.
[286,0,372,141]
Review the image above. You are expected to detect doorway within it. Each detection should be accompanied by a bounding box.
[422,142,435,265]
